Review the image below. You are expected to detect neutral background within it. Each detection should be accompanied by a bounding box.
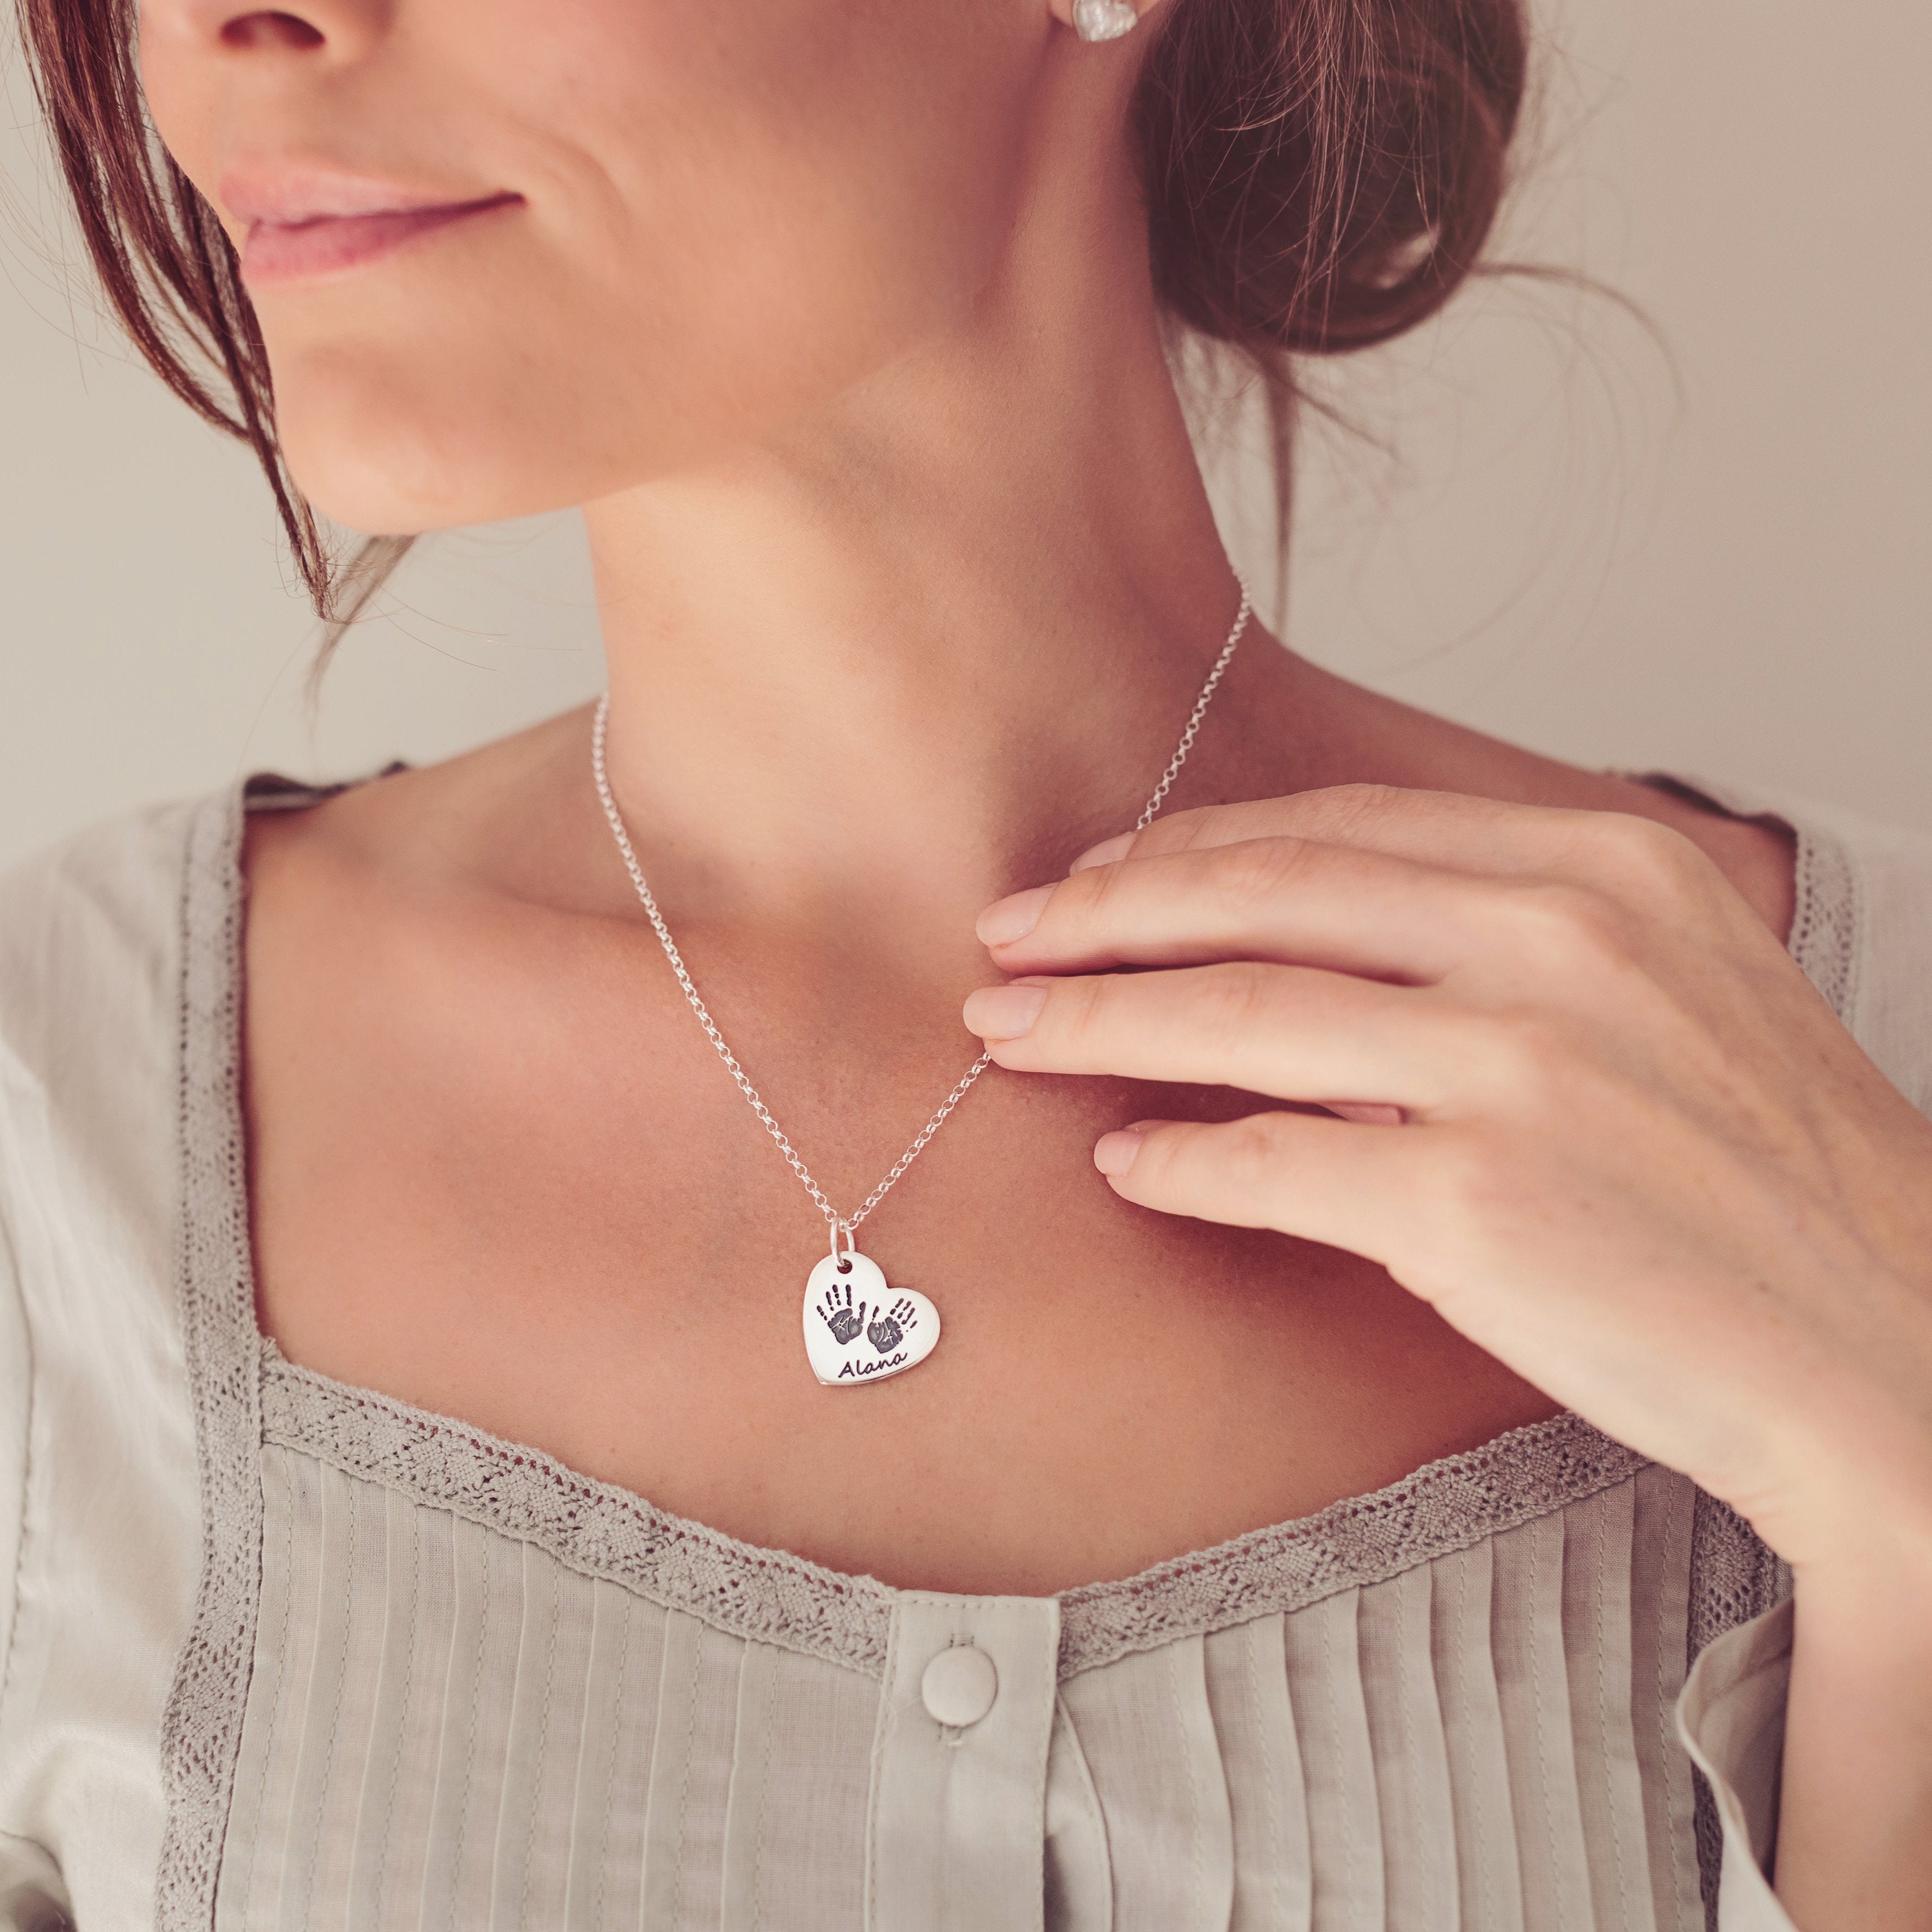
[2,0,1926,873]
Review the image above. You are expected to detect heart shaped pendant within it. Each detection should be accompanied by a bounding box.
[802,1250,940,1387]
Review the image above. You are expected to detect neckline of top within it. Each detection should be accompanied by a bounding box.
[255,1329,1652,1679]
[198,766,1843,1673]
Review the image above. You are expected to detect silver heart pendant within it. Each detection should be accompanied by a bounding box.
[1072,0,1139,41]
[802,1250,940,1388]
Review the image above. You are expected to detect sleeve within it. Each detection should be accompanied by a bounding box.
[0,1209,72,1930]
[1837,808,1932,1116]
[1675,1599,1798,1932]
[0,1196,24,1772]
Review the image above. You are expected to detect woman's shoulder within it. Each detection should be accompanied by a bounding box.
[0,788,232,1857]
[0,769,362,1292]
[0,786,226,1101]
[0,783,241,1357]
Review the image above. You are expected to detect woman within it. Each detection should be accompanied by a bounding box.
[1,0,1927,1927]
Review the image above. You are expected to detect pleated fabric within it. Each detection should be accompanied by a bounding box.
[1055,1466,1700,1932]
[219,1447,880,1931]
[214,1430,1715,1931]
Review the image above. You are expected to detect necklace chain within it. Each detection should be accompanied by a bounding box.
[591,568,1253,1240]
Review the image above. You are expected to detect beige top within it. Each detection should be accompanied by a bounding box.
[1,771,1928,1932]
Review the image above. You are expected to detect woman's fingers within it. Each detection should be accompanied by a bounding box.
[1068,782,1722,907]
[978,833,1516,982]
[1089,1108,1433,1265]
[961,960,1459,1109]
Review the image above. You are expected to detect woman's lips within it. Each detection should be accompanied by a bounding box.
[240,192,522,287]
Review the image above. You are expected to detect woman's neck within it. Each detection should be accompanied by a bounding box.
[582,286,1266,939]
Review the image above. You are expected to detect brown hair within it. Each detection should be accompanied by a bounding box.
[15,0,1525,621]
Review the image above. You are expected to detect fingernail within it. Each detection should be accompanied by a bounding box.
[1069,831,1134,874]
[1093,1128,1145,1176]
[962,982,1048,1040]
[975,883,1054,947]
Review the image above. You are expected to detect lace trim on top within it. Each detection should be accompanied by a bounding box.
[156,790,268,1932]
[1061,1414,1648,1673]
[1789,810,1861,1021]
[260,1339,1648,1681]
[260,1342,897,1677]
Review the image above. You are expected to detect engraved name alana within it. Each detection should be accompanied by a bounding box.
[838,1352,908,1379]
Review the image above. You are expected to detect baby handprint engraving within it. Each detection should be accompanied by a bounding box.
[816,1278,867,1346]
[866,1298,918,1354]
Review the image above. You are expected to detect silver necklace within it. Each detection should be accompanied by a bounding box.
[591,570,1253,1387]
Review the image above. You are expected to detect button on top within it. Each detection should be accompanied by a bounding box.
[920,1643,999,1727]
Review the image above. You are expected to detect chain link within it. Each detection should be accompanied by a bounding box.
[591,567,1253,1238]
[1136,572,1251,831]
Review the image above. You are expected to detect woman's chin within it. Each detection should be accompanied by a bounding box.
[280,425,602,541]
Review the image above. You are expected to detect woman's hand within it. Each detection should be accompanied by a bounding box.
[966,780,1932,1916]
[962,784,1932,1577]
[966,783,1932,1925]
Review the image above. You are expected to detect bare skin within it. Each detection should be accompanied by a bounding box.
[244,647,1793,1597]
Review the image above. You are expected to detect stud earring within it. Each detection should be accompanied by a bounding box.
[1072,0,1140,41]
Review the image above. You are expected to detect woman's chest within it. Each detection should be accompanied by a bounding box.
[250,1007,1557,1593]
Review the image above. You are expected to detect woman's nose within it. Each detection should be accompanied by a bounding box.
[221,11,326,51]
[144,0,390,58]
